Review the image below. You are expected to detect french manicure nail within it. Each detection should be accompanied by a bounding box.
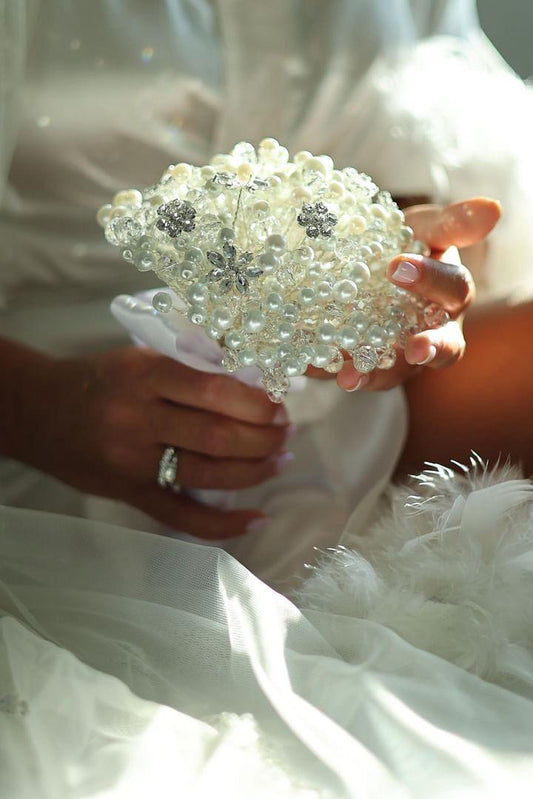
[246,517,269,533]
[275,451,295,473]
[272,406,290,425]
[391,260,419,284]
[415,345,437,365]
[346,375,369,392]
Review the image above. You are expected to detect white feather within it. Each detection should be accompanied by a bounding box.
[296,457,533,694]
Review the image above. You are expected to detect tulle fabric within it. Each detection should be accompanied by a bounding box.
[3,503,533,798]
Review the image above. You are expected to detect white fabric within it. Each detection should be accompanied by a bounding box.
[2,489,533,799]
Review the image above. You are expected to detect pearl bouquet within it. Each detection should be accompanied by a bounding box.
[98,139,447,402]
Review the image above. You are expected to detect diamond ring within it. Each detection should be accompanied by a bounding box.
[157,446,181,490]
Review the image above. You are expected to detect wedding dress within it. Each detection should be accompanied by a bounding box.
[1,2,533,796]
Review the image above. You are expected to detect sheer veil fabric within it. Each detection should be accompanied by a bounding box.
[3,504,533,799]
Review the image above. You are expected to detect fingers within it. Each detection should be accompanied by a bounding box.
[388,252,475,317]
[130,485,267,540]
[152,401,293,459]
[336,320,466,392]
[143,444,294,489]
[404,197,501,251]
[150,359,288,426]
[404,321,466,369]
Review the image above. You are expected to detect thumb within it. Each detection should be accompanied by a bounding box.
[404,197,501,251]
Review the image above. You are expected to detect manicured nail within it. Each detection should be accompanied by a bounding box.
[346,375,369,392]
[272,406,290,425]
[246,517,269,533]
[275,451,295,473]
[391,260,419,284]
[415,345,437,365]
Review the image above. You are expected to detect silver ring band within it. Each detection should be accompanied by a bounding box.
[157,446,180,490]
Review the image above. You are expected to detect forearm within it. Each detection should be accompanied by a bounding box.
[0,337,57,463]
[398,300,533,476]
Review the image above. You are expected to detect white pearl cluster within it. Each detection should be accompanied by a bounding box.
[98,139,448,402]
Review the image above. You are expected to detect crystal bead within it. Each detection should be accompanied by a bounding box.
[105,216,142,247]
[152,292,173,313]
[353,345,379,373]
[324,347,345,373]
[423,303,450,329]
[221,348,240,372]
[377,348,397,370]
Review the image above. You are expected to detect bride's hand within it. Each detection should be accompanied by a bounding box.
[312,197,501,391]
[19,347,293,538]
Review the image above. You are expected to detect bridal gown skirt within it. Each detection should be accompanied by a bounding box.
[3,494,533,799]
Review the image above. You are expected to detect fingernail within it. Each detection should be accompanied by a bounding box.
[414,345,437,365]
[391,260,419,284]
[272,406,290,425]
[346,375,369,392]
[275,451,295,473]
[246,517,269,533]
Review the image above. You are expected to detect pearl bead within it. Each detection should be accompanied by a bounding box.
[282,357,305,378]
[244,310,266,333]
[333,279,358,304]
[179,260,196,281]
[212,307,233,330]
[257,347,277,369]
[237,163,253,184]
[277,343,292,360]
[205,323,223,340]
[316,323,337,344]
[266,234,287,253]
[295,245,314,263]
[312,344,333,368]
[282,304,299,323]
[239,348,257,366]
[187,283,209,304]
[219,227,235,242]
[370,204,388,221]
[349,214,367,234]
[399,226,414,248]
[366,325,387,347]
[188,306,207,325]
[225,330,244,350]
[300,288,315,305]
[339,326,359,350]
[185,247,203,263]
[265,292,283,312]
[293,150,313,165]
[253,200,270,219]
[348,262,371,285]
[168,163,192,179]
[277,323,293,341]
[113,189,143,208]
[152,292,173,313]
[259,137,279,152]
[348,311,369,333]
[259,252,279,274]
[201,166,216,181]
[389,208,404,227]
[316,282,333,302]
[96,204,113,227]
